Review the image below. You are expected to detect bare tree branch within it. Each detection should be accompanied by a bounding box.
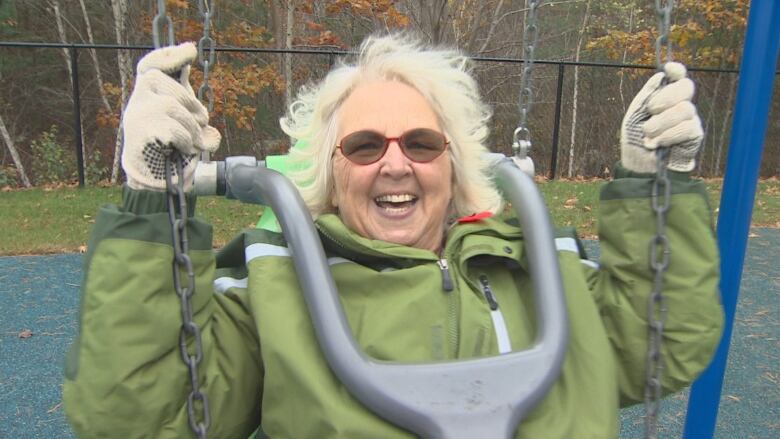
[475,0,505,54]
[49,0,87,179]
[110,0,131,182]
[567,0,592,178]
[0,112,32,187]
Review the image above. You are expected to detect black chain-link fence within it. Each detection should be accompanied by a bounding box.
[1,41,778,187]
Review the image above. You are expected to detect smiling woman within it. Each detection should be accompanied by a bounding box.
[64,32,723,439]
[282,34,503,223]
[331,80,454,253]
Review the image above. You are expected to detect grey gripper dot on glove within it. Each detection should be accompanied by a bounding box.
[620,62,704,173]
[121,42,221,191]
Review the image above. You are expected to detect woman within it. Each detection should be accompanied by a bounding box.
[64,34,723,438]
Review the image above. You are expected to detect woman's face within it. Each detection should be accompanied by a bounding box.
[331,80,453,253]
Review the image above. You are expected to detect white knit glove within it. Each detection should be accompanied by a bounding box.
[121,42,221,191]
[620,62,703,173]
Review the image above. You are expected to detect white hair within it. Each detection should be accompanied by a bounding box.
[280,32,504,219]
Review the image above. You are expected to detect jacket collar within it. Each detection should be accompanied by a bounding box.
[315,214,434,268]
[315,213,527,269]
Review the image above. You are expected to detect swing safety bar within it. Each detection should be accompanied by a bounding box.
[194,154,568,438]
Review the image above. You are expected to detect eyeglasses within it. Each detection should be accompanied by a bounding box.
[337,128,449,165]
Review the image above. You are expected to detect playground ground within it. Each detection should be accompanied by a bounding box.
[0,229,778,438]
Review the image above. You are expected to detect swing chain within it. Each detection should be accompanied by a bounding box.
[152,0,175,49]
[197,0,216,113]
[154,2,211,437]
[645,3,674,438]
[654,0,674,69]
[513,0,542,159]
[165,153,211,439]
[645,148,671,439]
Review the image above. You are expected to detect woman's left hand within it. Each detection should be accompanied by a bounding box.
[620,62,704,173]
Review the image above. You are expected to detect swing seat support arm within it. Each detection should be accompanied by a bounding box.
[194,155,568,438]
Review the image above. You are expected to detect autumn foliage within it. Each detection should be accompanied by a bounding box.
[587,0,748,68]
[3,0,776,188]
[96,0,409,139]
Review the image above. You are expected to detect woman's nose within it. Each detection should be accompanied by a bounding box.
[379,140,412,176]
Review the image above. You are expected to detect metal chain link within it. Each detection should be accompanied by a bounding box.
[197,0,216,112]
[165,153,211,439]
[646,2,675,438]
[655,0,674,69]
[197,0,216,162]
[513,0,542,159]
[645,148,671,439]
[154,2,211,438]
[152,0,175,49]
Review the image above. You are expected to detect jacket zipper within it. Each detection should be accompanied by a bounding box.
[479,275,512,354]
[438,257,459,356]
[319,223,461,356]
[437,259,454,292]
[316,230,466,358]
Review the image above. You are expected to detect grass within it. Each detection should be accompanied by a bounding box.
[538,178,780,238]
[1,178,778,256]
[0,185,264,255]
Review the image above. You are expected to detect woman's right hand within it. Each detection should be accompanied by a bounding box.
[121,42,221,191]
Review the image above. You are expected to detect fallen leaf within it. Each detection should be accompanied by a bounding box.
[725,395,741,402]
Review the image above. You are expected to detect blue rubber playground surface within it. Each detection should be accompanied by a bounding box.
[1,229,778,438]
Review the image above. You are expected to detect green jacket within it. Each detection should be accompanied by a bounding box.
[64,166,723,438]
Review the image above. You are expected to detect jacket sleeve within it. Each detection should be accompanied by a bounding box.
[586,163,724,406]
[63,187,262,438]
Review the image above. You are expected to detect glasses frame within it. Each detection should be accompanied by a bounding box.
[337,128,450,165]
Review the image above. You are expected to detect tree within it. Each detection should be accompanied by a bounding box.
[73,0,122,183]
[97,2,285,156]
[0,110,31,187]
[586,0,750,176]
[567,0,592,178]
[49,0,87,180]
[586,0,748,68]
[1,0,770,185]
[109,0,131,182]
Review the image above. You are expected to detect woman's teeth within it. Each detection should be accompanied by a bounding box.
[375,194,416,203]
[375,194,418,212]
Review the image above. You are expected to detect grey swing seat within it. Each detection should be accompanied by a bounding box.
[194,153,568,439]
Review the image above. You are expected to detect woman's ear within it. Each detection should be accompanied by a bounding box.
[329,185,339,209]
[329,156,345,210]
[446,199,457,226]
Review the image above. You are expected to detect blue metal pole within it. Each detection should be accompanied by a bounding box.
[683,1,780,437]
